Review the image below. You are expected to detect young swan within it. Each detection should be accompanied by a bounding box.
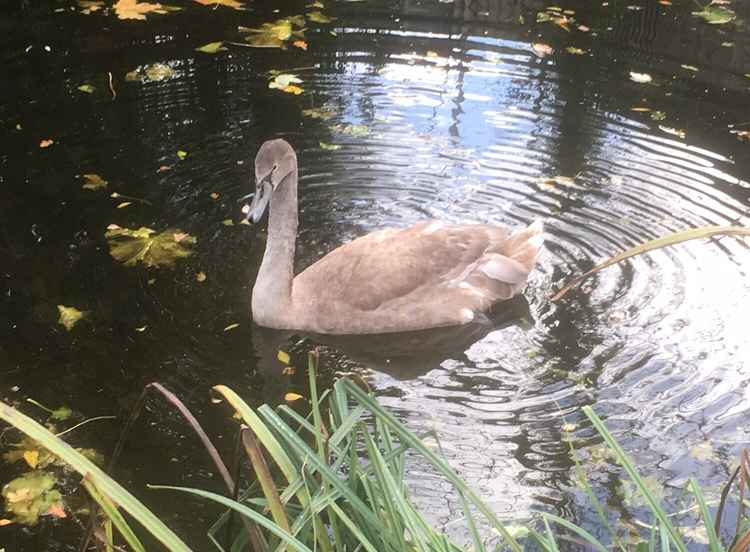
[247,139,543,335]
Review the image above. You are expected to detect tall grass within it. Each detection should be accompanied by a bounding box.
[1,351,749,551]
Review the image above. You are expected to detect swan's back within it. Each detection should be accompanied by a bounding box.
[290,220,543,334]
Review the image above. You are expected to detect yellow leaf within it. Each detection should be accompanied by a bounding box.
[0,519,13,526]
[196,271,207,282]
[116,202,132,209]
[565,46,585,55]
[105,225,196,268]
[631,106,651,112]
[23,450,40,469]
[532,43,554,57]
[114,0,180,20]
[222,219,234,226]
[78,83,95,94]
[284,392,304,402]
[177,150,188,159]
[81,173,108,190]
[308,10,334,23]
[135,325,148,332]
[39,139,54,148]
[57,305,88,331]
[239,18,304,48]
[78,0,105,14]
[224,323,240,331]
[193,0,244,9]
[196,41,228,53]
[277,350,291,364]
[283,84,304,95]
[561,423,577,433]
[292,40,308,50]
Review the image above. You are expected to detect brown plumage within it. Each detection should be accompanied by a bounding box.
[246,139,543,335]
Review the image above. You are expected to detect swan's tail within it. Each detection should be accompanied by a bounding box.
[507,220,544,272]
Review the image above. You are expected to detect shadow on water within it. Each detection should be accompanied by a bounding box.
[1,0,750,548]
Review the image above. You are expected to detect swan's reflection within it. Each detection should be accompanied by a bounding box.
[251,295,533,400]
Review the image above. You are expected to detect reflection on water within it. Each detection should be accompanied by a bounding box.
[2,0,750,548]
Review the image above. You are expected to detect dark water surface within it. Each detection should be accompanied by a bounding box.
[2,0,750,549]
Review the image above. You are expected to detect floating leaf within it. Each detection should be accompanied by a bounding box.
[239,18,304,48]
[679,525,709,545]
[77,83,95,94]
[284,85,304,95]
[223,323,240,331]
[78,0,105,14]
[39,139,54,148]
[730,129,750,142]
[193,0,244,9]
[561,423,577,432]
[45,503,66,519]
[177,150,188,159]
[284,392,303,402]
[57,305,88,331]
[331,123,369,137]
[116,202,132,209]
[631,106,651,112]
[302,106,337,120]
[23,451,39,469]
[269,74,304,94]
[114,0,180,20]
[0,519,12,526]
[196,41,227,54]
[577,24,590,31]
[692,5,735,24]
[532,42,554,57]
[308,0,324,7]
[221,219,234,226]
[145,63,174,81]
[282,366,296,375]
[105,225,196,268]
[681,64,699,72]
[650,110,666,121]
[538,175,578,193]
[2,472,63,525]
[565,46,585,55]
[319,141,341,150]
[81,173,108,191]
[619,476,664,508]
[277,350,291,364]
[307,10,334,23]
[629,71,652,83]
[689,442,718,462]
[136,325,148,332]
[196,272,207,282]
[292,40,308,50]
[3,437,57,470]
[49,406,72,421]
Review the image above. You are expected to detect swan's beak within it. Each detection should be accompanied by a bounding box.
[244,177,273,224]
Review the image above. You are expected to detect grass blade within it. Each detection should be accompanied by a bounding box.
[0,400,191,551]
[540,512,609,552]
[582,406,687,552]
[688,478,722,552]
[82,477,145,552]
[552,226,750,301]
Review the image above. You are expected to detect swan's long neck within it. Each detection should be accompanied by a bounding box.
[252,169,298,325]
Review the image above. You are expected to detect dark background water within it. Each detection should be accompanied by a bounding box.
[1,0,750,549]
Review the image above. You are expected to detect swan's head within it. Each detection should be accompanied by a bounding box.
[245,139,297,223]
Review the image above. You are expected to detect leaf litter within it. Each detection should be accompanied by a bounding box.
[113,0,180,20]
[126,62,175,83]
[196,42,227,54]
[81,173,108,190]
[269,73,304,94]
[105,225,197,268]
[239,17,305,48]
[2,472,63,525]
[57,305,88,331]
[193,0,245,9]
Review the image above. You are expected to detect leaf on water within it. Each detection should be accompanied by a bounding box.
[196,271,207,282]
[116,202,132,209]
[50,406,72,421]
[23,451,39,469]
[222,219,234,226]
[331,123,369,137]
[177,149,188,159]
[650,110,666,121]
[284,392,304,402]
[277,350,291,364]
[126,63,175,83]
[210,192,219,199]
[565,46,586,55]
[195,41,227,54]
[619,476,664,508]
[532,42,554,57]
[2,472,63,525]
[77,83,95,94]
[0,519,12,526]
[193,0,245,9]
[319,141,341,150]
[307,10,334,23]
[730,129,750,142]
[282,366,296,375]
[302,106,337,120]
[308,0,324,7]
[57,305,88,331]
[223,323,240,331]
[239,18,304,48]
[561,423,577,432]
[105,225,196,268]
[269,74,304,94]
[292,40,308,50]
[679,525,709,545]
[114,0,180,20]
[692,5,735,24]
[681,64,699,72]
[721,41,733,47]
[135,325,148,332]
[578,24,590,31]
[78,0,105,14]
[689,441,718,462]
[538,175,578,193]
[81,173,108,190]
[659,125,685,139]
[39,139,54,148]
[631,106,651,112]
[629,71,652,83]
[45,503,67,519]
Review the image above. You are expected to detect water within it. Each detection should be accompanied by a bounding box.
[1,0,750,549]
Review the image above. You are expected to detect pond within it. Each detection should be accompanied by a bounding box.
[1,0,750,549]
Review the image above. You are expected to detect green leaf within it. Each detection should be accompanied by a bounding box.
[319,141,341,150]
[195,41,227,54]
[2,471,62,525]
[307,10,334,23]
[691,5,735,24]
[105,225,196,268]
[78,83,95,94]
